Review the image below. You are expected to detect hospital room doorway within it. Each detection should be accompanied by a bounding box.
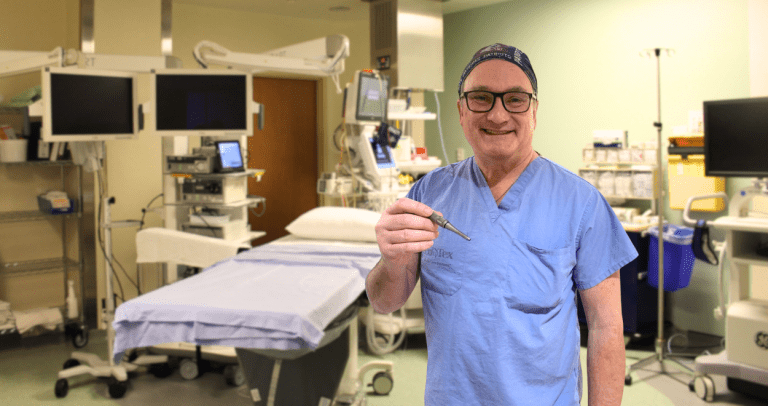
[248,76,318,246]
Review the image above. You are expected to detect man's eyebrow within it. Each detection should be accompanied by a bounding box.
[465,85,529,93]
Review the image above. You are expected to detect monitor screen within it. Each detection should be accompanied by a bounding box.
[42,67,138,142]
[216,140,244,172]
[153,70,251,136]
[371,139,395,168]
[704,97,768,177]
[356,72,389,123]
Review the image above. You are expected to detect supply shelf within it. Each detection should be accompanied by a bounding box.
[0,158,87,349]
[1,257,79,277]
[167,195,265,208]
[0,210,78,223]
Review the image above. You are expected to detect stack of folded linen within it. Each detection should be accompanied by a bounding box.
[0,300,16,334]
[12,307,62,334]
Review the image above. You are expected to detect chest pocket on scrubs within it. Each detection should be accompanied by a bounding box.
[421,258,462,296]
[504,240,574,314]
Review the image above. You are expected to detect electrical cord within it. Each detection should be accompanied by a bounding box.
[192,208,219,238]
[138,193,163,231]
[96,169,139,303]
[97,195,126,304]
[249,199,266,217]
[364,305,408,355]
[332,122,346,152]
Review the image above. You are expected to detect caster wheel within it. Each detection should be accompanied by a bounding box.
[370,371,394,395]
[63,358,80,369]
[224,364,245,387]
[107,377,128,399]
[375,336,389,348]
[123,349,139,364]
[54,378,68,398]
[624,375,632,386]
[149,363,174,379]
[179,358,199,380]
[72,329,88,348]
[694,375,715,402]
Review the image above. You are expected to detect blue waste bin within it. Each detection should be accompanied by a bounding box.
[647,224,695,292]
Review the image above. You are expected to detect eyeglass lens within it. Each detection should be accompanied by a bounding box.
[465,91,531,113]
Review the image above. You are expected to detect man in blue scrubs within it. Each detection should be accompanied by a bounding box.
[366,44,637,405]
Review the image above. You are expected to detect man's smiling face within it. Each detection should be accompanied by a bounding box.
[457,59,538,164]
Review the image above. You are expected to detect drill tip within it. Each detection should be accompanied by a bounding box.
[428,212,470,241]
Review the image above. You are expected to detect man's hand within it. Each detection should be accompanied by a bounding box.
[366,198,440,314]
[375,198,440,263]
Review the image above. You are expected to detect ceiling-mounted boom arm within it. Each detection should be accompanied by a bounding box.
[193,34,349,93]
[1,47,180,78]
[0,47,79,78]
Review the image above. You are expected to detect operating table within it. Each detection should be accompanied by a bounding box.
[113,234,393,405]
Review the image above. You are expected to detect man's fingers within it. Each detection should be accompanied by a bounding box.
[386,228,439,244]
[382,240,435,256]
[383,212,438,233]
[386,198,435,218]
[376,198,441,259]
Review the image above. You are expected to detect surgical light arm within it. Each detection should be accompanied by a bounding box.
[193,35,349,93]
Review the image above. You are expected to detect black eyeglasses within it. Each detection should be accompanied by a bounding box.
[462,90,536,113]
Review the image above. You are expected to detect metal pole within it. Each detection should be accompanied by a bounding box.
[103,196,115,366]
[61,164,68,304]
[655,48,666,360]
[77,164,85,324]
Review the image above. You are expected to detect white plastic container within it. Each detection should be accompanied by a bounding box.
[67,280,79,319]
[0,139,27,162]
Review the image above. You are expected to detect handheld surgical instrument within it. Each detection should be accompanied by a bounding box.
[429,212,471,241]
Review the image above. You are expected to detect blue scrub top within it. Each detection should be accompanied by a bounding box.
[406,156,637,406]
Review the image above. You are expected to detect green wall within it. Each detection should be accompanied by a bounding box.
[428,0,753,336]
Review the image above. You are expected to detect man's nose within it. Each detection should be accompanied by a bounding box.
[486,97,509,123]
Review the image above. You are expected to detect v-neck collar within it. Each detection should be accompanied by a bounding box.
[471,155,542,221]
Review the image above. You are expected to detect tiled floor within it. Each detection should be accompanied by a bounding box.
[0,329,766,406]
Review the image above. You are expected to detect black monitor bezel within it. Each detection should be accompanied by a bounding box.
[704,96,768,178]
[152,69,253,137]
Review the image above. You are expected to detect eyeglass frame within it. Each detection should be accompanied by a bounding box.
[461,90,537,113]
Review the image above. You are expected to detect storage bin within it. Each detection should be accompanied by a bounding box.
[647,224,695,292]
[0,139,28,162]
[37,196,76,215]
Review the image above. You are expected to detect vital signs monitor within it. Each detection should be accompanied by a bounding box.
[343,70,389,125]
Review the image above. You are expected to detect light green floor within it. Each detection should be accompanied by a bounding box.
[0,330,764,406]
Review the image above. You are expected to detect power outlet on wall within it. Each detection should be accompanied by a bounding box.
[456,148,465,161]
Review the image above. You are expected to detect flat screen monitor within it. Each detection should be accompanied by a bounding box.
[41,67,138,142]
[152,69,253,137]
[704,97,768,178]
[215,140,244,172]
[371,138,395,168]
[343,70,389,125]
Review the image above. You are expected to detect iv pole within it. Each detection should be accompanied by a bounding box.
[625,48,695,386]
